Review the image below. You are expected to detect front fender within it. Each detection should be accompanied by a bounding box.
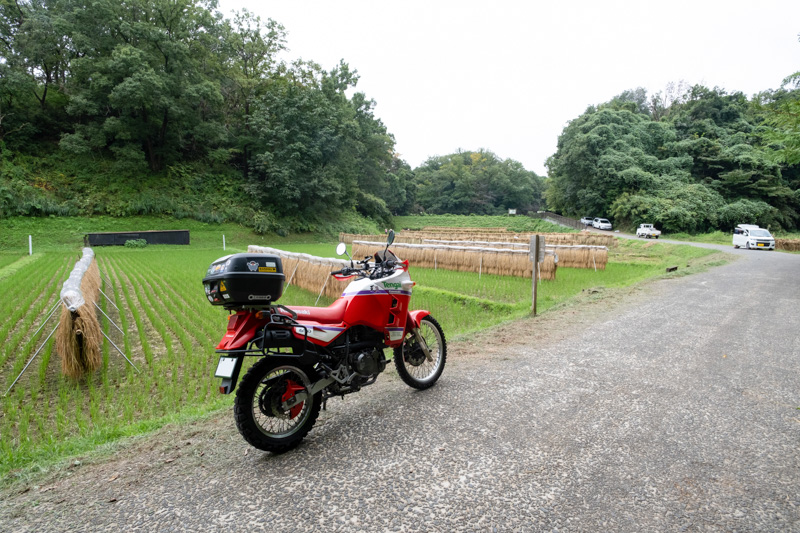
[407,309,431,330]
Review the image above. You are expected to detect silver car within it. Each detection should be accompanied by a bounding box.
[592,218,612,230]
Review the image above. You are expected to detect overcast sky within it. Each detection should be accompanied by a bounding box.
[217,0,800,175]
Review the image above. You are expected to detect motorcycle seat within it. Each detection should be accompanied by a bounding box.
[286,298,347,324]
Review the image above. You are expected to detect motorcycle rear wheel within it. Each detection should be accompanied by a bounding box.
[234,358,321,453]
[394,315,447,390]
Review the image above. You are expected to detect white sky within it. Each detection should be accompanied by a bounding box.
[217,0,800,176]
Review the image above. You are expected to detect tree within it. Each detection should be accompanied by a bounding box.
[412,150,543,215]
[59,0,226,171]
[547,86,800,231]
[247,60,401,225]
[545,107,672,217]
[220,10,286,177]
[760,72,800,166]
[0,0,73,145]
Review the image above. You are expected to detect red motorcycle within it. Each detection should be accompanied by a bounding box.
[202,231,446,452]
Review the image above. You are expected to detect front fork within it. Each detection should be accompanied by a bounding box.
[406,310,433,362]
[411,327,433,362]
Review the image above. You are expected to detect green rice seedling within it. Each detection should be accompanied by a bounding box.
[36,336,54,387]
[55,402,67,436]
[17,405,30,444]
[412,268,531,304]
[106,260,153,366]
[0,257,69,377]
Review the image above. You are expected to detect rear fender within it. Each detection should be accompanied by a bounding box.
[216,311,267,350]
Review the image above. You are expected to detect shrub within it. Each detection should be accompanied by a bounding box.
[124,239,147,248]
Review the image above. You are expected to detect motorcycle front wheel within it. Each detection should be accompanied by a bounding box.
[233,358,321,453]
[394,315,447,390]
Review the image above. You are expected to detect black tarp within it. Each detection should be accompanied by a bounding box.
[84,230,190,246]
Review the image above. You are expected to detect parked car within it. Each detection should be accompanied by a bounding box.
[732,224,775,250]
[636,224,661,239]
[592,218,612,230]
[580,216,594,225]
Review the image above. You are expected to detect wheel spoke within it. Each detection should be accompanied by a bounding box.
[252,368,310,437]
[394,316,446,389]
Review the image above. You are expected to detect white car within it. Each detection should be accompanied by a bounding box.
[592,218,612,230]
[636,224,661,239]
[732,224,775,250]
[580,216,594,225]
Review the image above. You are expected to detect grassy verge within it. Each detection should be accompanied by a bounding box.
[664,230,732,245]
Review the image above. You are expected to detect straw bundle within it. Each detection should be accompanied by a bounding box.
[422,239,608,270]
[421,226,512,234]
[776,239,800,252]
[539,255,557,281]
[248,246,351,300]
[339,233,425,245]
[423,239,528,249]
[547,245,608,269]
[340,230,615,247]
[56,252,102,378]
[352,241,557,281]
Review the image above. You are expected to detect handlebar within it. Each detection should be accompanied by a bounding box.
[330,258,399,279]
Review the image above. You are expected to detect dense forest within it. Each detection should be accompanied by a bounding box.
[546,82,800,232]
[1,0,798,232]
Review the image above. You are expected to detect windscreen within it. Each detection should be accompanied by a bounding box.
[750,229,772,237]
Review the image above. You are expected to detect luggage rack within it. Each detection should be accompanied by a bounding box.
[215,304,314,360]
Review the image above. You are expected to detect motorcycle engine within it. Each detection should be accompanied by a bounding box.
[350,348,387,378]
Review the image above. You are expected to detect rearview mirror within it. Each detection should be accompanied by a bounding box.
[336,242,347,256]
[387,229,395,246]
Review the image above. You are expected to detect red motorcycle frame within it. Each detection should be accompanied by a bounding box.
[205,232,447,453]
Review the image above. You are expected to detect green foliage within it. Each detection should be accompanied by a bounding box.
[0,0,408,231]
[547,84,800,231]
[759,72,800,166]
[412,150,545,215]
[124,239,147,248]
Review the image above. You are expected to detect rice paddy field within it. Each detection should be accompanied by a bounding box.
[0,217,728,483]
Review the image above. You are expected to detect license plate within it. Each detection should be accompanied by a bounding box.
[215,356,238,378]
[757,243,764,247]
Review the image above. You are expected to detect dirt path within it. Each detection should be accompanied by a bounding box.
[2,248,799,532]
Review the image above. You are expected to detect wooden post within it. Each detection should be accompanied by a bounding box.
[530,235,540,315]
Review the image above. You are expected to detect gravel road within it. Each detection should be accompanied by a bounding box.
[2,245,799,532]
